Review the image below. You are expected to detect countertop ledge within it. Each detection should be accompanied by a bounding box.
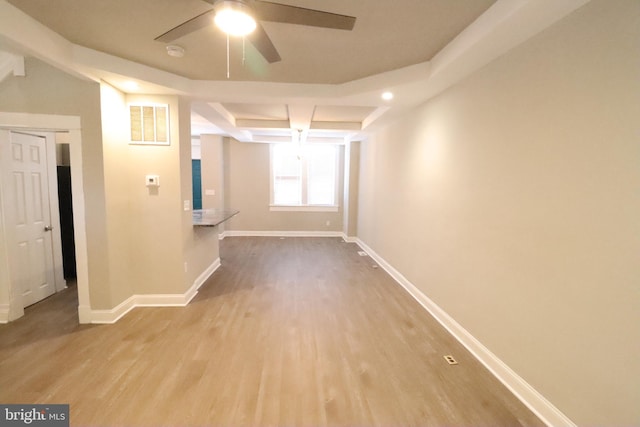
[193,208,239,227]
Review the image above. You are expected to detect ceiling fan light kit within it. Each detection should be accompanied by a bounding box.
[214,0,257,37]
[155,0,357,66]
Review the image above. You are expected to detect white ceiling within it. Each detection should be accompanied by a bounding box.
[0,0,591,143]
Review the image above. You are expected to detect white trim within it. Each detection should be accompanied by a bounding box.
[192,257,221,294]
[134,293,193,307]
[77,304,92,324]
[42,132,66,292]
[222,230,345,238]
[0,112,81,131]
[0,304,9,323]
[354,238,576,427]
[269,205,339,212]
[270,143,340,208]
[68,128,90,323]
[89,295,136,324]
[127,103,170,146]
[340,232,359,243]
[88,257,221,324]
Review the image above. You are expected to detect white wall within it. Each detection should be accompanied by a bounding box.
[358,1,640,425]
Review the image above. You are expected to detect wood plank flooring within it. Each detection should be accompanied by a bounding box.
[0,237,544,426]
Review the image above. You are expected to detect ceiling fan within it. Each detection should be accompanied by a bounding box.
[155,0,357,63]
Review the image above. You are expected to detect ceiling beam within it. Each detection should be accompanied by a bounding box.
[235,119,290,130]
[310,121,361,131]
[192,101,252,142]
[287,104,316,131]
[361,106,390,130]
[0,51,24,82]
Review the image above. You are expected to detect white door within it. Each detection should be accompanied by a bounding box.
[2,131,56,307]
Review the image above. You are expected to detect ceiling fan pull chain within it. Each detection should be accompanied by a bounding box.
[242,37,246,67]
[226,33,230,79]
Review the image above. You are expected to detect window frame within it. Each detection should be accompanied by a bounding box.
[269,143,340,212]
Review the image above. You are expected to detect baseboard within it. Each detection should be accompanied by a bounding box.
[191,257,221,297]
[77,304,92,324]
[341,234,358,243]
[220,230,351,240]
[88,258,221,324]
[222,230,346,238]
[354,238,576,427]
[89,295,136,324]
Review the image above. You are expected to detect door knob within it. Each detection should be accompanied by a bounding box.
[44,225,53,232]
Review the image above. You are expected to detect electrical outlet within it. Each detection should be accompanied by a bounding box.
[183,200,190,211]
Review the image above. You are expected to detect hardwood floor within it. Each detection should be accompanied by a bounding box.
[0,237,544,426]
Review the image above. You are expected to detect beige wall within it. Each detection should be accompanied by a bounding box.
[99,82,132,306]
[0,57,112,309]
[343,141,360,238]
[100,87,187,298]
[200,134,224,210]
[1,59,221,313]
[224,137,345,233]
[180,98,221,289]
[100,85,219,301]
[357,1,640,425]
[101,88,209,298]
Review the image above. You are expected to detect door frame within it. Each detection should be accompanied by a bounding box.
[0,112,90,323]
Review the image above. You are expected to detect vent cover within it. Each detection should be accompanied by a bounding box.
[129,104,169,145]
[444,355,458,365]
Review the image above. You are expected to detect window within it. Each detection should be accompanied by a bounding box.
[271,143,338,211]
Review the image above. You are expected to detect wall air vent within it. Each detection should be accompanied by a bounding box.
[129,104,169,145]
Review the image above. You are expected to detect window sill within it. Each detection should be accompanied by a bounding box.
[270,205,339,213]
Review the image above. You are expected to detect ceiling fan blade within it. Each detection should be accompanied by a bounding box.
[247,22,281,63]
[155,9,216,43]
[253,1,356,30]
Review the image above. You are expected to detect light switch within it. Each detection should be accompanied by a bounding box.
[145,175,160,187]
[183,200,190,211]
[205,189,216,196]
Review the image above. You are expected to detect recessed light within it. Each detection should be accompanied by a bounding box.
[166,45,185,58]
[382,91,394,101]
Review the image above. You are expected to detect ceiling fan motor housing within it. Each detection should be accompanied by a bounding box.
[213,0,257,37]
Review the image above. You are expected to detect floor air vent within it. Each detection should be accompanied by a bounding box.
[444,355,458,365]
